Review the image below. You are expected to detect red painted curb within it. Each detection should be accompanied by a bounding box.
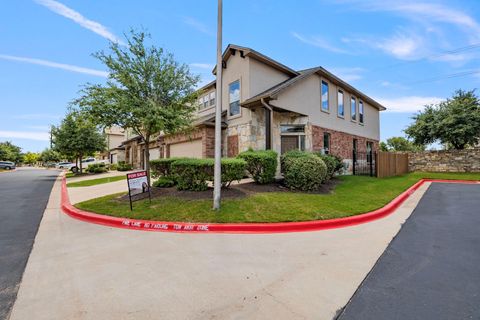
[61,177,479,234]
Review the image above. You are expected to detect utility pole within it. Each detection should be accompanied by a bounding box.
[213,0,223,210]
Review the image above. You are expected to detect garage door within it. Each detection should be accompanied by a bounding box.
[169,139,203,158]
[149,147,160,160]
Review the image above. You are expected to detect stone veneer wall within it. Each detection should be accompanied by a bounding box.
[311,125,379,160]
[409,148,480,172]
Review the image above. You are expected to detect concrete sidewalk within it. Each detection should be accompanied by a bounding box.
[68,180,128,204]
[11,177,431,320]
[67,170,135,183]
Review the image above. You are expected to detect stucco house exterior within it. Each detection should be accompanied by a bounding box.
[122,44,385,171]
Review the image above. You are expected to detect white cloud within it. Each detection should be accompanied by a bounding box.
[328,67,365,82]
[34,0,123,44]
[0,130,50,141]
[182,16,212,35]
[343,31,424,60]
[0,54,109,77]
[291,32,349,54]
[190,63,214,69]
[376,96,444,113]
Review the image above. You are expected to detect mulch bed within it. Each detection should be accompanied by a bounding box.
[116,178,341,202]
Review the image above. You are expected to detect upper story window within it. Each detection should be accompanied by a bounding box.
[209,91,216,106]
[229,80,240,116]
[351,97,357,121]
[203,95,209,109]
[338,90,344,117]
[321,81,329,111]
[359,101,364,124]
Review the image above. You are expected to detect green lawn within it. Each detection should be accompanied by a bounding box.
[75,172,480,223]
[67,175,126,187]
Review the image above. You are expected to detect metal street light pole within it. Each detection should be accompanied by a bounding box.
[213,0,223,210]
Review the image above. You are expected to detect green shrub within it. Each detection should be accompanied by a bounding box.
[314,153,337,179]
[170,158,247,191]
[331,154,344,174]
[117,161,133,171]
[283,156,327,191]
[237,150,277,184]
[153,176,175,188]
[110,163,118,171]
[221,158,247,187]
[150,158,184,178]
[171,158,213,191]
[86,162,108,173]
[280,150,312,173]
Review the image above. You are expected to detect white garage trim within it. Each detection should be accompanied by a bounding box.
[169,139,203,158]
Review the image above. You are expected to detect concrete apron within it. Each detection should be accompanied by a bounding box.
[10,175,431,320]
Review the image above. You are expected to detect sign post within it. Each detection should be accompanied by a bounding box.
[126,171,151,210]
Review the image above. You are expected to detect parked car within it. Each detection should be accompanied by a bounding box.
[0,161,16,170]
[55,162,76,170]
[70,158,109,173]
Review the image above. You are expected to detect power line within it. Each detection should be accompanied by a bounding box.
[409,69,480,85]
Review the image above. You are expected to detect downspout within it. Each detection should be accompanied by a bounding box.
[261,98,273,150]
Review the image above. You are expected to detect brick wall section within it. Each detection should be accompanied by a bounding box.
[311,125,378,160]
[409,148,480,172]
[203,127,216,158]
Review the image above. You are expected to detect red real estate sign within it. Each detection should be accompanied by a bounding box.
[126,171,150,210]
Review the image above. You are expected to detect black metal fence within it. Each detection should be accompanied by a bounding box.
[353,151,376,176]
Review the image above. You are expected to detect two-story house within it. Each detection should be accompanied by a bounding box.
[123,44,385,171]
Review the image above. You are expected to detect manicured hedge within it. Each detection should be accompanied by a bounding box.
[314,154,336,179]
[221,158,247,187]
[171,158,213,191]
[117,161,133,171]
[150,158,184,178]
[281,150,328,191]
[170,158,247,191]
[237,150,277,184]
[86,163,108,173]
[152,176,175,188]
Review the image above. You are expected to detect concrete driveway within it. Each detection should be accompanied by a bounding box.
[10,177,430,320]
[338,182,480,320]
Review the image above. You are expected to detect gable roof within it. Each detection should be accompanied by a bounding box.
[213,44,299,77]
[242,66,386,111]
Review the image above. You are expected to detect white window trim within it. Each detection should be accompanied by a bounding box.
[359,100,364,125]
[228,79,242,119]
[337,89,345,119]
[351,96,357,122]
[321,80,329,113]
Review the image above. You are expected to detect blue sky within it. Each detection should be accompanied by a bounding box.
[1,0,480,152]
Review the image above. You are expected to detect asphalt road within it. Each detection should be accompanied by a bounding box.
[0,168,59,320]
[338,182,480,320]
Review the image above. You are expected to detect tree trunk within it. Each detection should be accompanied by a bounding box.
[79,153,83,174]
[144,138,151,186]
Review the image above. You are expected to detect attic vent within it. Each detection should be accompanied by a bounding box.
[230,48,236,55]
[240,50,245,58]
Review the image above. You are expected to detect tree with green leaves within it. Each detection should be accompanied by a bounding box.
[23,152,39,165]
[0,141,22,162]
[39,148,62,163]
[381,136,425,152]
[52,112,106,173]
[74,30,199,183]
[405,90,480,150]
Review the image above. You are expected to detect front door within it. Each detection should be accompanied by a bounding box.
[281,136,299,154]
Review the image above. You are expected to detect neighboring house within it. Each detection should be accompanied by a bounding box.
[123,44,385,171]
[99,126,126,164]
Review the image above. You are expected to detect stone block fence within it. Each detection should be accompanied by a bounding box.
[408,148,480,172]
